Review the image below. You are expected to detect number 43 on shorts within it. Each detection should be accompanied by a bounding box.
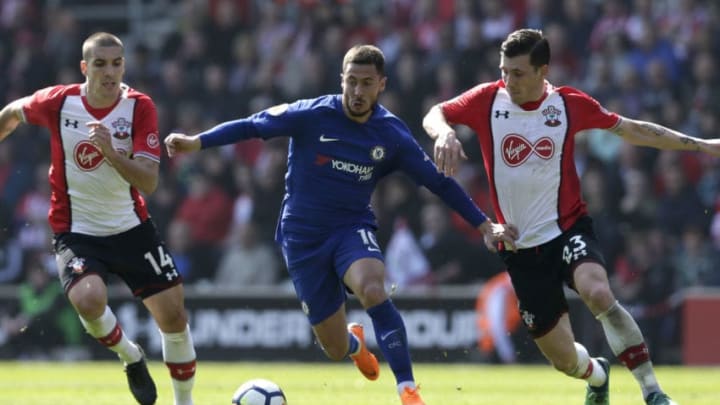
[562,235,588,264]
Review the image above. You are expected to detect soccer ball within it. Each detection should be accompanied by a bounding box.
[232,378,287,405]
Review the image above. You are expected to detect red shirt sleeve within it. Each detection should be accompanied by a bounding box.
[23,85,69,128]
[440,81,500,130]
[558,86,620,132]
[129,92,161,161]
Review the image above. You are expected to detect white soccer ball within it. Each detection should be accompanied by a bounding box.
[232,378,287,405]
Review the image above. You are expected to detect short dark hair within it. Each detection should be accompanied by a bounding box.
[500,29,550,68]
[342,44,385,76]
[82,32,124,61]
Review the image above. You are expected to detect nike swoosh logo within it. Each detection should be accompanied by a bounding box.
[380,328,400,341]
[319,134,339,142]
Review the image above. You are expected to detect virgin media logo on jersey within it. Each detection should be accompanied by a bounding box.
[501,134,554,167]
[74,140,104,171]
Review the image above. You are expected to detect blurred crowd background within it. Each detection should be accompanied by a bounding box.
[1,0,720,362]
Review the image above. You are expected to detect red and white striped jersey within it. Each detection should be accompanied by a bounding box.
[441,80,620,248]
[21,83,160,236]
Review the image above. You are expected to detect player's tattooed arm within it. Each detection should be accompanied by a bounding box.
[612,116,702,152]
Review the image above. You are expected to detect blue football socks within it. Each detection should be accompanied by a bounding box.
[367,299,414,384]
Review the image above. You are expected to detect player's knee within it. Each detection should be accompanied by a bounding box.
[357,283,387,307]
[154,307,189,333]
[581,282,614,310]
[69,290,107,320]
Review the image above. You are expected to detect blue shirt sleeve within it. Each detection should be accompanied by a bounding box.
[199,102,302,149]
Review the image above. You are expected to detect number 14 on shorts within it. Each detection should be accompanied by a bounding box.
[144,245,179,280]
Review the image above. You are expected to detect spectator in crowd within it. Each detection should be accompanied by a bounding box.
[417,200,477,285]
[654,151,708,239]
[612,227,679,364]
[0,199,22,284]
[165,219,195,281]
[174,166,234,281]
[214,221,282,289]
[384,216,432,289]
[672,222,720,289]
[0,250,83,359]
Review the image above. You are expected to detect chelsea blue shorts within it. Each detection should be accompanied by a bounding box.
[280,225,384,325]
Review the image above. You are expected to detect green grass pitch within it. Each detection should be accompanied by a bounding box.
[0,361,717,404]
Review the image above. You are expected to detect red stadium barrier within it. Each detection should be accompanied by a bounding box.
[682,288,720,365]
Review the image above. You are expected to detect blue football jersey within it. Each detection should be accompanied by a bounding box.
[199,94,487,242]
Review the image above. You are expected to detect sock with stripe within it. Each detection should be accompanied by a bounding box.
[79,305,141,364]
[567,342,607,387]
[162,324,196,405]
[597,301,660,398]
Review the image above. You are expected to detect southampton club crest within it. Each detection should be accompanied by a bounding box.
[521,309,536,331]
[68,257,87,275]
[542,105,562,127]
[111,117,132,139]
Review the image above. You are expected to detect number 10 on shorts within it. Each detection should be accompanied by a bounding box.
[357,229,381,252]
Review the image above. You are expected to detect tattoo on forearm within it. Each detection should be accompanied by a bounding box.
[680,136,701,151]
[640,123,664,137]
[640,122,700,150]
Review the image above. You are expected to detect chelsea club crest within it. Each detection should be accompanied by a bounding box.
[370,146,386,161]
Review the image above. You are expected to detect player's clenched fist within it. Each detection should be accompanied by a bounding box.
[164,132,201,157]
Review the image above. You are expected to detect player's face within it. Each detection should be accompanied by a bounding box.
[80,45,125,107]
[499,54,547,105]
[341,63,386,123]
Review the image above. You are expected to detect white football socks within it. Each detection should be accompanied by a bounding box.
[79,305,141,364]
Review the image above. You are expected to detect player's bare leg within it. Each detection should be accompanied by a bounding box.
[534,314,609,404]
[69,274,156,405]
[144,284,196,405]
[311,303,351,360]
[311,302,380,380]
[574,263,677,404]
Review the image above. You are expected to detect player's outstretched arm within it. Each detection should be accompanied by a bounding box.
[478,220,519,253]
[423,104,467,177]
[0,98,27,142]
[164,132,201,157]
[613,116,720,156]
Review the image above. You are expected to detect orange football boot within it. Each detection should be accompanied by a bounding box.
[347,323,379,381]
[400,385,426,405]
